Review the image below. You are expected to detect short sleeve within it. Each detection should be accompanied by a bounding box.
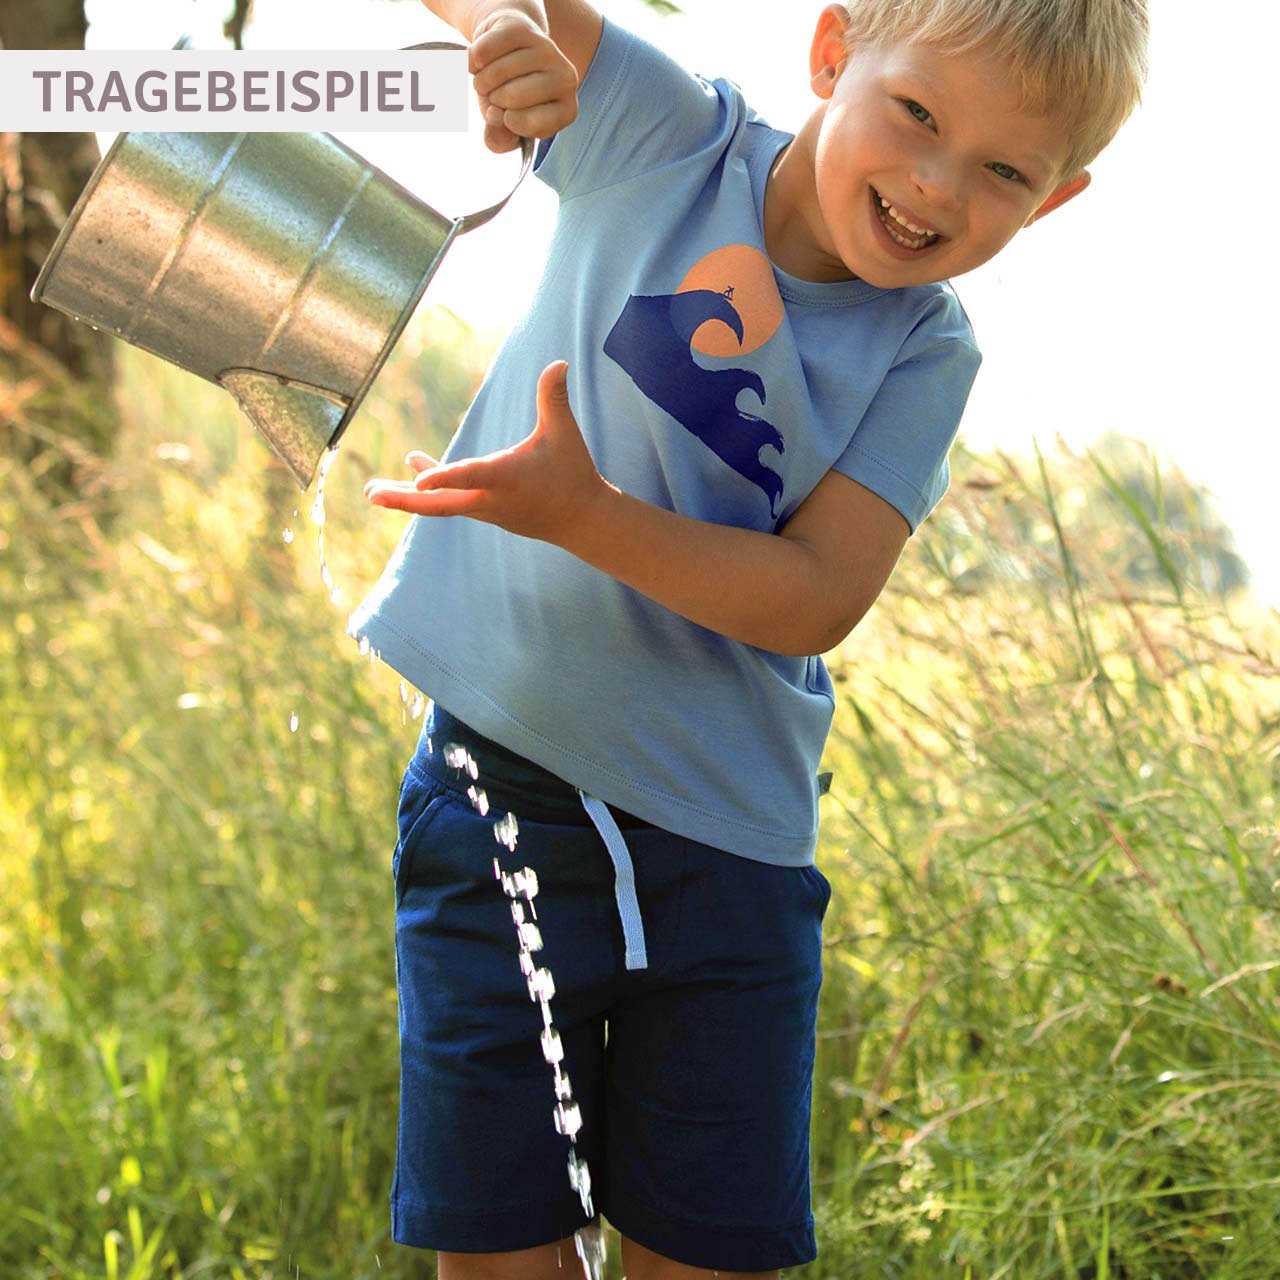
[834,314,982,535]
[533,14,740,202]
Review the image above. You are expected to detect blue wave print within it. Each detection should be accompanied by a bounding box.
[603,288,785,518]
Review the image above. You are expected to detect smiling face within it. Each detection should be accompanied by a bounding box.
[770,4,1089,288]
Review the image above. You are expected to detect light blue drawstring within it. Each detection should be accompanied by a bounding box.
[577,790,648,971]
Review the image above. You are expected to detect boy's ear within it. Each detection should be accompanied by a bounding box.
[1025,170,1091,226]
[810,3,851,97]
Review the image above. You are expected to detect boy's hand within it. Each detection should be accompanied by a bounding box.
[363,361,610,546]
[467,6,579,154]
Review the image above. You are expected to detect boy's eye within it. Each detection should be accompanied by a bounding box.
[900,97,1027,184]
[902,99,934,127]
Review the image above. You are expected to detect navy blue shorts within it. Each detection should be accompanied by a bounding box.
[390,701,832,1271]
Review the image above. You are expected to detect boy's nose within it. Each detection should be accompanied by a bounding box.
[909,166,963,218]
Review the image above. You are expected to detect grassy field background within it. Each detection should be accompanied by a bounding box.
[2,308,1278,1279]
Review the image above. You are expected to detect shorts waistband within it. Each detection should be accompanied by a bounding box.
[409,701,651,970]
[409,703,656,829]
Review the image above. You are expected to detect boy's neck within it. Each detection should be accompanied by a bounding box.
[762,120,862,286]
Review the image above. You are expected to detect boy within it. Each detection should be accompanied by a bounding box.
[353,0,1148,1275]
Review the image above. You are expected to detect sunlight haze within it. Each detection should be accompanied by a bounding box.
[85,0,1278,604]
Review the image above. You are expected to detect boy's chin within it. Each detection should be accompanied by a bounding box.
[839,236,963,288]
[850,255,959,289]
[866,242,1007,287]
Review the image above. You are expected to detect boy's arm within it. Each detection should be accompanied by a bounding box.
[422,0,603,93]
[561,467,909,657]
[367,364,909,657]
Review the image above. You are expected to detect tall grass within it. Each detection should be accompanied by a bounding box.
[810,445,1280,1277]
[1,312,1276,1279]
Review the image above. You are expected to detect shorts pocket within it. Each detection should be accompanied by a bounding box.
[393,768,452,908]
[805,863,833,918]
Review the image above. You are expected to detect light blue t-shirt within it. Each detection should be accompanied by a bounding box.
[348,14,982,865]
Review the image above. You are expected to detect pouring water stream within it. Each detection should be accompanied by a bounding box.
[301,443,609,1280]
[30,92,607,1272]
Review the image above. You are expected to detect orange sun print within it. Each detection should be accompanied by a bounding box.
[676,244,784,357]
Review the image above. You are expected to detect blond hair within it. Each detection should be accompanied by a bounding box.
[836,0,1149,184]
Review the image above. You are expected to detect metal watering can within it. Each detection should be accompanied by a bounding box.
[31,41,532,490]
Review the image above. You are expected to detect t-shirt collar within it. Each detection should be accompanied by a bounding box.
[749,127,887,308]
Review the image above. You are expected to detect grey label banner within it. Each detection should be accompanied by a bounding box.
[0,50,468,131]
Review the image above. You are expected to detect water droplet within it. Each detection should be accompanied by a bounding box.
[282,527,294,544]
[309,448,345,602]
[574,1221,606,1278]
[493,812,519,851]
[288,712,299,733]
[528,967,555,1002]
[540,1027,563,1063]
[554,1065,572,1100]
[553,1100,582,1138]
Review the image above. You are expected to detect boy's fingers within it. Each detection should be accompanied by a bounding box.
[404,450,438,473]
[413,455,498,491]
[364,472,486,504]
[496,100,576,139]
[468,17,540,72]
[472,46,545,95]
[475,90,520,146]
[484,123,522,153]
[367,484,489,519]
[363,478,418,498]
[486,69,572,112]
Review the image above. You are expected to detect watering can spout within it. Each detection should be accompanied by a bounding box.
[220,369,348,490]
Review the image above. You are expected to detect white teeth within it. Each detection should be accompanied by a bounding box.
[888,225,925,248]
[878,195,935,237]
[874,190,939,249]
[891,205,931,235]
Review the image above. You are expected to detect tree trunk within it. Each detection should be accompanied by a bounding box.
[0,0,117,519]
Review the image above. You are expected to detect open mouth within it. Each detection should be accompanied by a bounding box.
[870,186,943,253]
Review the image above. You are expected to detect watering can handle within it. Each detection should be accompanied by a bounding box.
[404,40,535,236]
[174,36,532,234]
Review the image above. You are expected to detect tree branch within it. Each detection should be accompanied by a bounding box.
[224,0,254,50]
